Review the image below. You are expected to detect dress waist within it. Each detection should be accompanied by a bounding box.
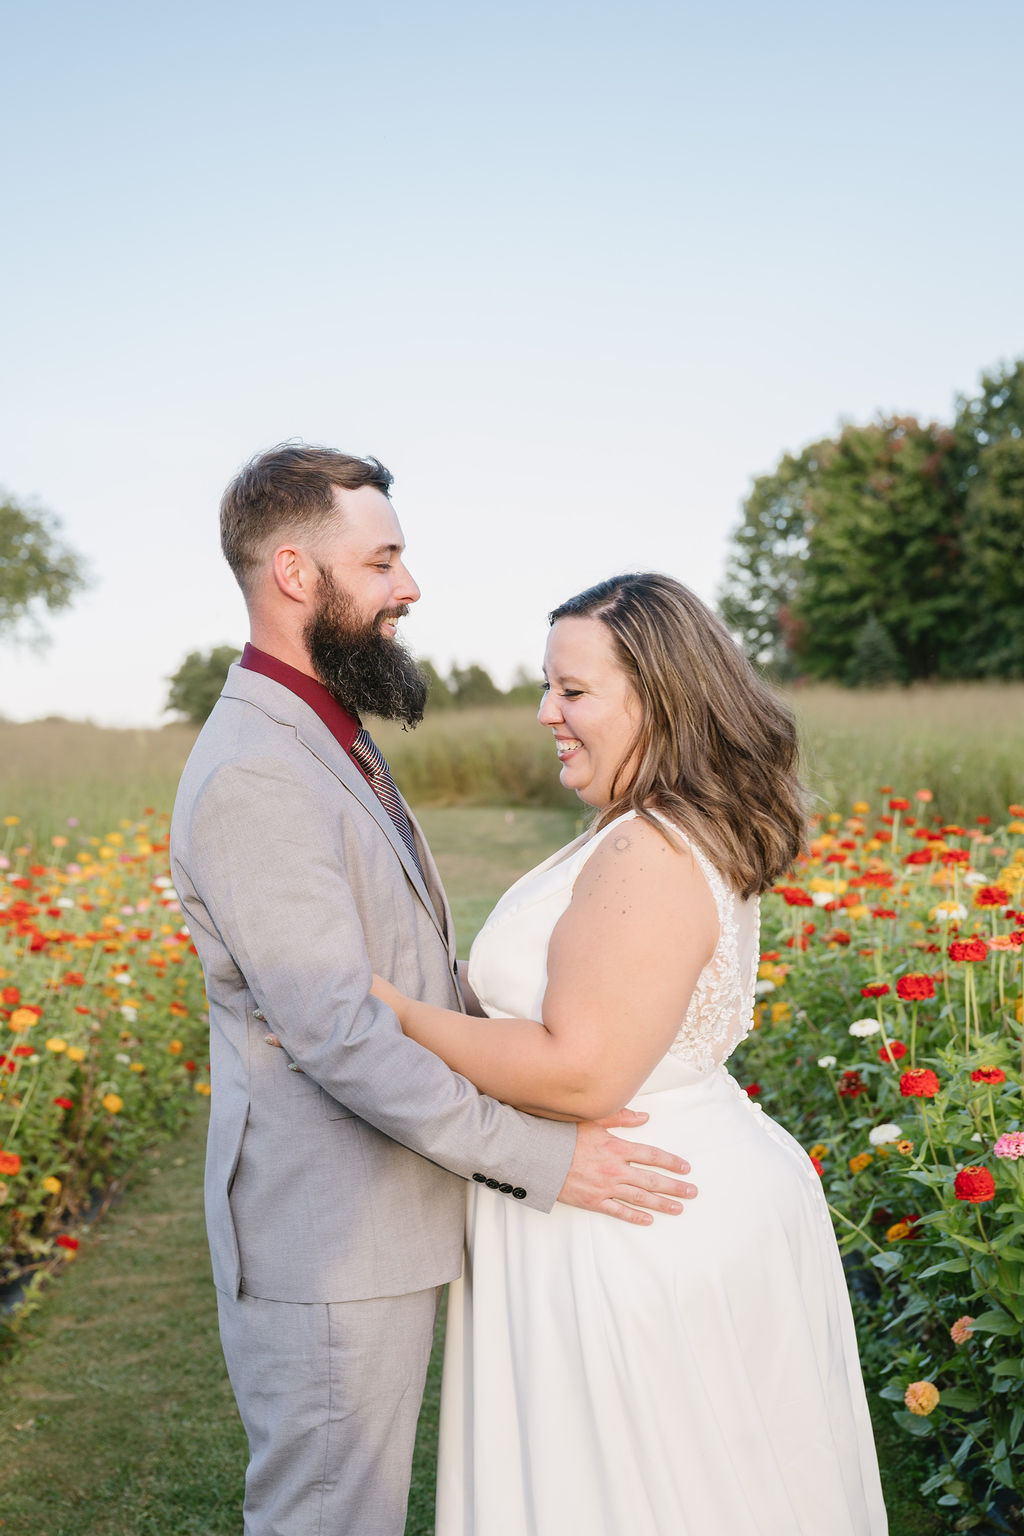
[633,1055,727,1098]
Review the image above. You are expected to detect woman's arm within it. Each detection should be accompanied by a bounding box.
[372,818,719,1120]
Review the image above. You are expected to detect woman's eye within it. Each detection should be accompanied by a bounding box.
[561,689,583,699]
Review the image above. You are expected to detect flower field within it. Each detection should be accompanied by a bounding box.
[0,812,210,1305]
[734,792,1024,1529]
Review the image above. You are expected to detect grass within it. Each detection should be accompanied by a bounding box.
[3,681,1023,842]
[0,804,958,1533]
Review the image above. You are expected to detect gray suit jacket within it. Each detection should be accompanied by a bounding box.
[170,664,576,1303]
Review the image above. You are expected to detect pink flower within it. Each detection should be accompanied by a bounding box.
[994,1132,1024,1161]
[950,1316,975,1345]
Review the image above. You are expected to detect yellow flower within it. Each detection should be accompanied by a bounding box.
[42,1176,62,1195]
[9,1008,38,1032]
[895,1139,914,1154]
[847,904,870,920]
[167,1039,183,1055]
[102,1093,123,1114]
[848,1152,873,1174]
[67,1046,86,1063]
[1008,820,1024,835]
[45,1037,67,1053]
[886,1221,910,1241]
[808,1143,828,1161]
[3,815,21,826]
[770,1001,791,1024]
[129,1062,145,1073]
[852,801,870,815]
[195,1081,212,1096]
[905,1381,940,1416]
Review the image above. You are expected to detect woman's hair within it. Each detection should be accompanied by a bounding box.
[548,573,805,897]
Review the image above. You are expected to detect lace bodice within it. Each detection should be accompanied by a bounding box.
[468,809,761,1078]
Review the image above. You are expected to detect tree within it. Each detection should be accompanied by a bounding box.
[504,665,546,706]
[448,663,503,709]
[166,646,241,724]
[718,445,818,677]
[417,658,454,710]
[844,615,907,688]
[0,492,88,645]
[956,433,1024,677]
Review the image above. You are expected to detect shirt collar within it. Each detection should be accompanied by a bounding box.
[239,642,359,753]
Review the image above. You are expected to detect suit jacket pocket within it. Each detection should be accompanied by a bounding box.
[321,1088,354,1121]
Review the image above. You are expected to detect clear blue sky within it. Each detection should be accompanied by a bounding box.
[2,0,1022,724]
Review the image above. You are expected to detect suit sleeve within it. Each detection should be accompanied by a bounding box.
[173,755,576,1212]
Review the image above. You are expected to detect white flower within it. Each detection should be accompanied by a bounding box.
[755,979,776,996]
[963,871,987,887]
[932,903,968,922]
[811,891,836,907]
[817,1055,837,1068]
[115,1052,132,1065]
[114,973,133,986]
[120,1005,138,1022]
[970,1132,982,1143]
[153,876,173,889]
[849,1018,882,1037]
[55,897,74,909]
[869,1123,902,1145]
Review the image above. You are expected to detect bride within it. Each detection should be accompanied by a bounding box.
[373,573,888,1535]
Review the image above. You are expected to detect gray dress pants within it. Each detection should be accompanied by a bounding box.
[217,1285,442,1535]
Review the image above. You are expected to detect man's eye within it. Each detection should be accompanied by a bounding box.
[375,562,392,571]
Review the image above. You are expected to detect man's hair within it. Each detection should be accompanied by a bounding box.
[549,573,806,897]
[220,443,393,596]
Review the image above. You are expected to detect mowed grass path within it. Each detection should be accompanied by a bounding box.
[0,805,946,1534]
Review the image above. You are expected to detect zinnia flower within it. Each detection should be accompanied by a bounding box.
[860,983,890,998]
[974,885,1011,908]
[895,1139,914,1154]
[954,1166,996,1202]
[743,1083,762,1097]
[886,1221,910,1241]
[817,1055,837,1068]
[949,938,989,962]
[900,1069,940,1098]
[994,1132,1024,1160]
[905,1381,940,1416]
[101,1093,124,1114]
[869,1123,902,1145]
[970,1067,1006,1085]
[848,1152,873,1173]
[896,974,936,1002]
[950,1316,975,1345]
[849,1018,881,1037]
[839,1070,868,1098]
[0,1151,21,1175]
[878,1039,907,1063]
[55,1234,79,1252]
[41,1175,61,1194]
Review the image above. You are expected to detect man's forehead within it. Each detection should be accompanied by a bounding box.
[329,484,405,550]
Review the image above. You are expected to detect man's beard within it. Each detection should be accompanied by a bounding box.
[304,566,428,727]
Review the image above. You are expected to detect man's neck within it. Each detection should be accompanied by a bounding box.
[246,622,316,678]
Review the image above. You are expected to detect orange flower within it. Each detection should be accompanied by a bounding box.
[905,1381,940,1416]
[0,1151,22,1175]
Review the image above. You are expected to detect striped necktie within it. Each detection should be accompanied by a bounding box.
[349,728,424,878]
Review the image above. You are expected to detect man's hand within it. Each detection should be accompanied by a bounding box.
[557,1110,697,1225]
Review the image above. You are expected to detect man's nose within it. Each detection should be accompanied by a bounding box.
[395,562,421,605]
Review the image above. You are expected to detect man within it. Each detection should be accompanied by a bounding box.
[170,444,695,1536]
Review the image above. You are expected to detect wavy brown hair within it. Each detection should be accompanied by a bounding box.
[548,573,805,897]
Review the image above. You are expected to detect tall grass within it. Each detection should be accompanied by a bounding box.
[2,682,1022,839]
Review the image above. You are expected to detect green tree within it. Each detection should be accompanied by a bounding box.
[957,433,1024,677]
[0,492,88,645]
[718,445,818,677]
[789,417,966,681]
[166,646,241,725]
[844,615,907,687]
[504,665,546,706]
[448,663,503,708]
[417,658,454,710]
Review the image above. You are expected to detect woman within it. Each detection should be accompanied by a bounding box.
[372,574,887,1535]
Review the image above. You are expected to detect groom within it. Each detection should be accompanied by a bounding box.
[170,443,695,1536]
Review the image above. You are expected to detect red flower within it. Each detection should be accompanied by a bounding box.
[0,1151,21,1175]
[900,1069,940,1098]
[942,825,966,836]
[838,1070,868,1099]
[974,886,1010,909]
[970,1067,1006,1085]
[825,930,851,945]
[774,885,813,907]
[760,950,780,962]
[12,1045,33,1057]
[948,938,988,962]
[954,1166,996,1203]
[61,971,86,986]
[871,908,897,920]
[744,1083,762,1097]
[860,983,890,998]
[55,1234,80,1251]
[185,1060,197,1073]
[1,987,19,1005]
[904,849,934,866]
[896,974,936,1001]
[940,849,970,866]
[889,798,911,811]
[879,1040,907,1063]
[810,1156,824,1176]
[53,1096,74,1110]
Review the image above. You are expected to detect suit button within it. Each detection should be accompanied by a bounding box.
[498,1183,513,1194]
[472,1173,486,1183]
[287,1062,304,1073]
[485,1178,500,1189]
[253,1008,266,1021]
[512,1187,527,1200]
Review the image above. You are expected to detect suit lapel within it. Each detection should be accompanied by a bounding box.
[221,666,449,947]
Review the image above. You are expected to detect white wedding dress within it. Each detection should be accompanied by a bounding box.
[436,811,888,1535]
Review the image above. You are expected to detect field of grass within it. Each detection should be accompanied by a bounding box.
[4,680,1022,837]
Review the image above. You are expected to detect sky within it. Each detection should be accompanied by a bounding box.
[2,0,1022,726]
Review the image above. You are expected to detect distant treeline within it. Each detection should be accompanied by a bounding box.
[418,660,542,711]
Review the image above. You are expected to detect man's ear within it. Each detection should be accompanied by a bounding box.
[270,545,316,605]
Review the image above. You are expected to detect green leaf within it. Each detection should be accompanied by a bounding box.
[970,1309,1020,1336]
[992,1358,1024,1378]
[917,1257,970,1279]
[892,1409,934,1437]
[937,1389,980,1410]
[869,1251,902,1274]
